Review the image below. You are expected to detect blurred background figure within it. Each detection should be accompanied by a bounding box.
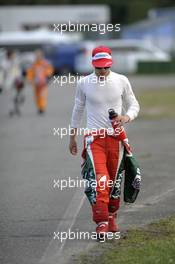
[0,50,25,116]
[0,48,6,93]
[27,50,53,115]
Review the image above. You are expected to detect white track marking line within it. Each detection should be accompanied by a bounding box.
[122,186,175,213]
[39,181,175,263]
[39,189,85,264]
[144,186,175,205]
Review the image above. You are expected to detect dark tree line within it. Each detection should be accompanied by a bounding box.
[0,0,174,25]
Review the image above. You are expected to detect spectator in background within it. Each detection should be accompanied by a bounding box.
[0,49,5,93]
[27,50,53,115]
[0,65,4,93]
[0,50,25,116]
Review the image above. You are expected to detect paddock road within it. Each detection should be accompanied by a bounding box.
[0,74,175,264]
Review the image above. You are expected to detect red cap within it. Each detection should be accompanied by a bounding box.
[92,46,113,68]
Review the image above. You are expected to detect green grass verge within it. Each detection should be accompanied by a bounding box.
[79,215,175,264]
[137,88,175,119]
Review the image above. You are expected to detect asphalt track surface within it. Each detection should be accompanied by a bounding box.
[0,75,175,264]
